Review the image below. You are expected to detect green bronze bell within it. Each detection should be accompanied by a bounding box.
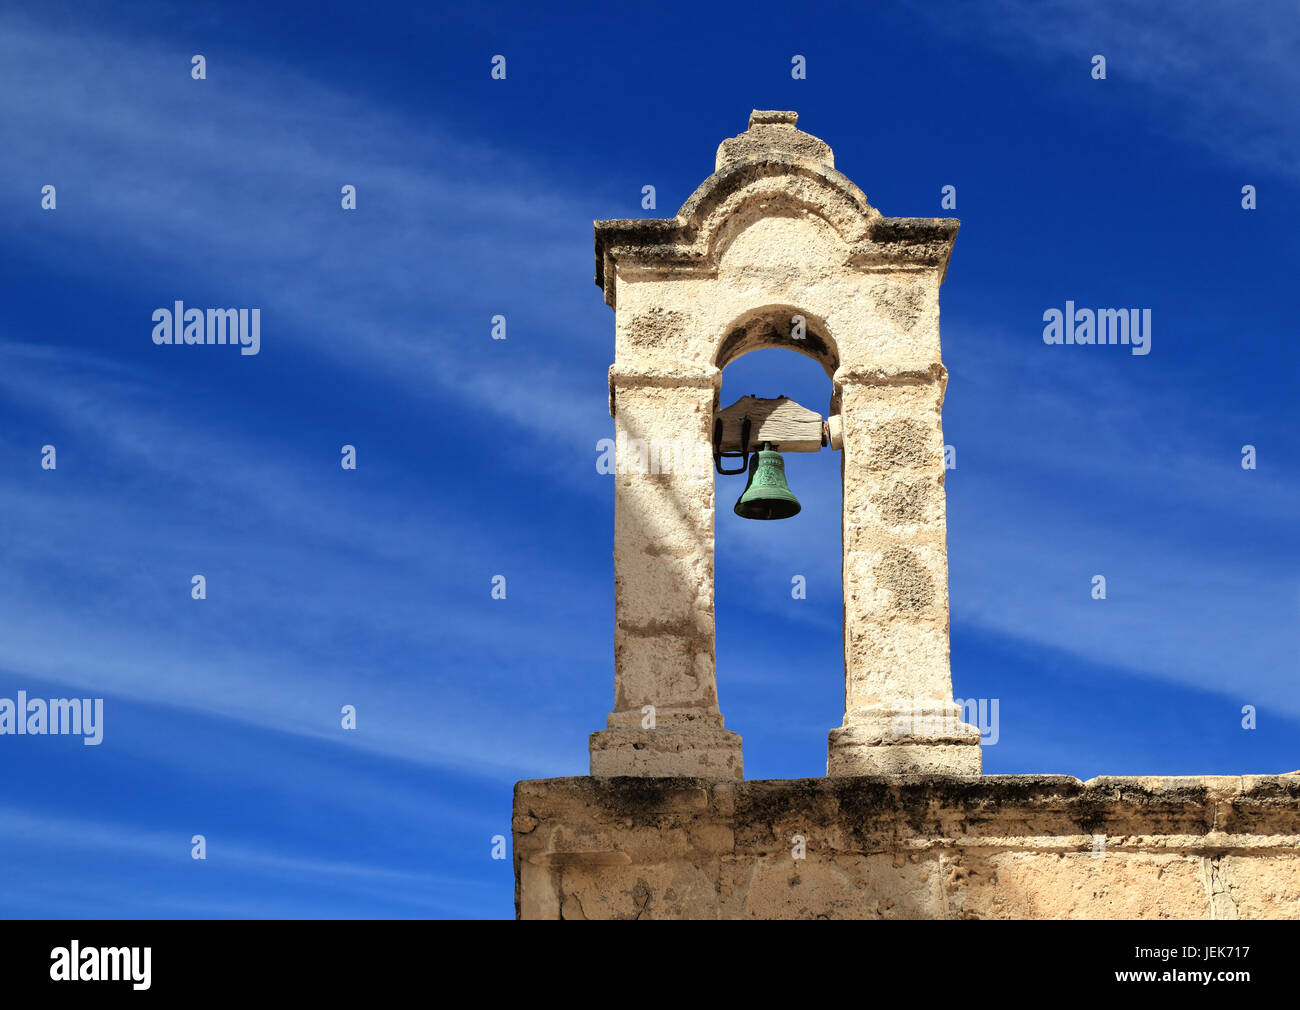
[734,443,801,520]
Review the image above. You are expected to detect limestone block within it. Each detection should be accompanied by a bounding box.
[728,853,946,919]
[827,737,981,777]
[845,544,948,622]
[842,617,953,697]
[610,631,715,716]
[1216,855,1300,919]
[954,851,1211,920]
[589,727,743,779]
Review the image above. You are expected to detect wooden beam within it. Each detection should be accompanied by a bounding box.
[714,395,825,454]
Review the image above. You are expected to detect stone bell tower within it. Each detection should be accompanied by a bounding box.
[512,112,1300,921]
[590,110,981,777]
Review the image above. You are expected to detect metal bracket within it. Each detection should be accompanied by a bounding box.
[713,415,751,475]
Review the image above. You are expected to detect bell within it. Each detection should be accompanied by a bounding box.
[733,443,801,520]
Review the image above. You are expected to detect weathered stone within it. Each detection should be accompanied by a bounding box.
[517,111,1298,919]
[589,110,977,777]
[514,775,1300,919]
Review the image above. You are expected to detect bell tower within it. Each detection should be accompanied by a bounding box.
[590,110,981,778]
[513,111,1300,922]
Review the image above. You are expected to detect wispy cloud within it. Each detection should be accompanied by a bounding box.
[0,338,600,780]
[924,0,1300,182]
[0,10,609,453]
[0,5,627,786]
[0,803,499,917]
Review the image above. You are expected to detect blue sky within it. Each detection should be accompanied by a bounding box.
[0,0,1295,919]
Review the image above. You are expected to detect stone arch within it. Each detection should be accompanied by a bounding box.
[713,304,840,382]
[692,171,876,268]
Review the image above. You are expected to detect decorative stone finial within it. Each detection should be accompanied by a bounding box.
[749,109,799,128]
[715,109,834,171]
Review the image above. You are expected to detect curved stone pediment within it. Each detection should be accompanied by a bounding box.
[593,110,959,307]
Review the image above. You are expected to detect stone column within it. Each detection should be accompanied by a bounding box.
[588,366,744,778]
[827,365,982,775]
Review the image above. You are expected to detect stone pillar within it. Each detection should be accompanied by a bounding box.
[588,366,744,778]
[827,365,981,774]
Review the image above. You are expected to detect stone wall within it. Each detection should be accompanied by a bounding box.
[513,774,1300,919]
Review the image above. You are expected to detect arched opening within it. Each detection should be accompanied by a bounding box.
[712,307,844,778]
[714,303,840,383]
